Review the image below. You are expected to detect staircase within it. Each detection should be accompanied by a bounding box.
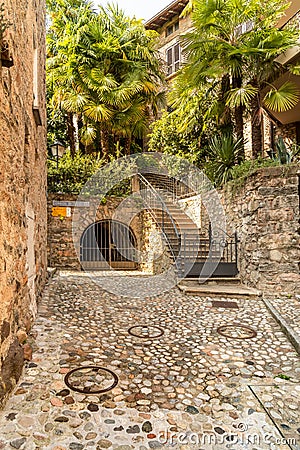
[139,173,239,279]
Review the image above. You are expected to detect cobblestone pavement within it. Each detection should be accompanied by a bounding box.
[266,295,300,338]
[0,271,299,450]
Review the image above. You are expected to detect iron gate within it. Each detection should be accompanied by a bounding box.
[80,220,138,270]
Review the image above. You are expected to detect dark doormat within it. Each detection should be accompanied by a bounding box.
[211,300,239,309]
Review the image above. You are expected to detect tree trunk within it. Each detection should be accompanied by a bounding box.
[218,74,232,132]
[232,75,244,161]
[77,114,85,154]
[100,127,110,160]
[124,137,132,155]
[250,79,262,158]
[67,112,76,158]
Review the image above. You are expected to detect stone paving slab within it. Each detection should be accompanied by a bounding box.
[0,271,299,449]
[264,296,300,348]
[250,382,300,450]
[178,282,261,297]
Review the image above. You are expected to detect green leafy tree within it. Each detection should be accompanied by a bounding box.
[47,1,165,158]
[47,150,104,193]
[179,0,299,158]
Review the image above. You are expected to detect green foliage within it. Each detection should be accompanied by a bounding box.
[0,2,11,41]
[264,82,300,113]
[229,157,279,181]
[268,136,300,164]
[47,0,165,156]
[205,134,245,186]
[276,374,291,380]
[48,151,103,193]
[47,90,68,148]
[148,110,204,165]
[48,150,132,195]
[169,0,299,158]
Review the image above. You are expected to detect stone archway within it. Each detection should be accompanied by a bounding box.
[80,220,138,270]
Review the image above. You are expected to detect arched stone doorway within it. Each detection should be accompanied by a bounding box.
[80,220,138,270]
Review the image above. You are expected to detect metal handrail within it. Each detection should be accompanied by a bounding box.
[140,173,239,277]
[138,174,181,271]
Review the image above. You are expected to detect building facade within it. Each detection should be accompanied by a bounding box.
[264,3,300,151]
[0,0,47,407]
[145,0,191,80]
[146,0,300,155]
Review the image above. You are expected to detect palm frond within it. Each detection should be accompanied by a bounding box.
[83,102,113,121]
[226,85,258,107]
[264,82,300,112]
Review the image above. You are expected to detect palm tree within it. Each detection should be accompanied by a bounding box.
[47,1,165,158]
[179,0,299,158]
[47,0,94,156]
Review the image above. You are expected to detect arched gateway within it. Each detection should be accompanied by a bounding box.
[80,220,138,270]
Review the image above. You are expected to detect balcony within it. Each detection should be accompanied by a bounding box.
[276,9,300,65]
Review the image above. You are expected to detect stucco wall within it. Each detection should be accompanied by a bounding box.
[0,0,47,407]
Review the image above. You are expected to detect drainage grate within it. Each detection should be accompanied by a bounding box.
[217,324,257,339]
[64,366,118,394]
[212,301,239,309]
[128,325,164,339]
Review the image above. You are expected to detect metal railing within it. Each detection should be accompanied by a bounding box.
[209,224,239,264]
[138,174,182,272]
[139,173,239,277]
[141,173,206,200]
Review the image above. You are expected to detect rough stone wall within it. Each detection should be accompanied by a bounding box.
[178,195,202,229]
[48,194,172,274]
[140,211,172,274]
[175,166,300,294]
[0,0,47,407]
[222,165,300,294]
[48,194,143,270]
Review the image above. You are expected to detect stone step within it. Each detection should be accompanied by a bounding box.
[182,277,241,284]
[177,282,261,298]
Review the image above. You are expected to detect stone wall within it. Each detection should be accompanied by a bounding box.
[0,0,47,407]
[48,194,143,270]
[48,194,173,275]
[178,195,202,229]
[222,165,300,294]
[140,211,172,274]
[174,166,300,294]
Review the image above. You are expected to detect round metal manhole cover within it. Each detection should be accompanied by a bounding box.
[217,324,257,340]
[64,366,118,394]
[128,325,164,339]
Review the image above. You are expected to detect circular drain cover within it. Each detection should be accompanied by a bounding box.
[217,324,257,340]
[64,366,118,394]
[128,325,164,339]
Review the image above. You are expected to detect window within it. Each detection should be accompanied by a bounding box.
[165,20,179,37]
[166,25,173,37]
[166,43,181,76]
[32,47,42,126]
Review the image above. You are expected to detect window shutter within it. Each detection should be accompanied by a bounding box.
[174,43,180,71]
[167,48,173,75]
